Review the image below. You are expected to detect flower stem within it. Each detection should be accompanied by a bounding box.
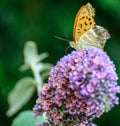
[31,62,43,93]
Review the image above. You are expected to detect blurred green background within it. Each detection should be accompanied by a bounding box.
[0,0,120,126]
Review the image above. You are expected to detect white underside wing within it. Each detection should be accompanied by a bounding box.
[70,25,110,50]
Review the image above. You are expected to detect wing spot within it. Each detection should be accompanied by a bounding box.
[84,22,88,25]
[82,16,85,19]
[89,22,92,25]
[88,18,91,21]
[79,24,82,28]
[86,16,88,19]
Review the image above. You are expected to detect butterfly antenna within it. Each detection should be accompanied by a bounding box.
[54,36,70,42]
[64,32,69,38]
[65,45,71,54]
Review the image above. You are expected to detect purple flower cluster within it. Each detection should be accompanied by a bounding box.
[33,48,120,126]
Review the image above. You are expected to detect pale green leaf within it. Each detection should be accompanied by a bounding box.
[23,41,38,66]
[20,41,51,72]
[7,77,36,117]
[38,63,53,72]
[37,52,49,62]
[12,111,48,126]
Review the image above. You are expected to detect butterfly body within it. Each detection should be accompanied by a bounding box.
[70,3,110,50]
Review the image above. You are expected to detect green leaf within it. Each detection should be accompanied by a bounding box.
[12,111,48,126]
[20,41,51,73]
[7,77,36,117]
[38,63,53,72]
[24,41,38,66]
[37,52,49,63]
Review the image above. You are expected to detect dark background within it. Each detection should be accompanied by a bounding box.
[0,0,120,125]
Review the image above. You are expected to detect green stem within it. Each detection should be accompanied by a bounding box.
[31,62,43,93]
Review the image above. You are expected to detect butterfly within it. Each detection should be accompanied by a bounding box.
[69,3,110,50]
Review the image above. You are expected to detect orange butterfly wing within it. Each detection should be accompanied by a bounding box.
[73,3,96,43]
